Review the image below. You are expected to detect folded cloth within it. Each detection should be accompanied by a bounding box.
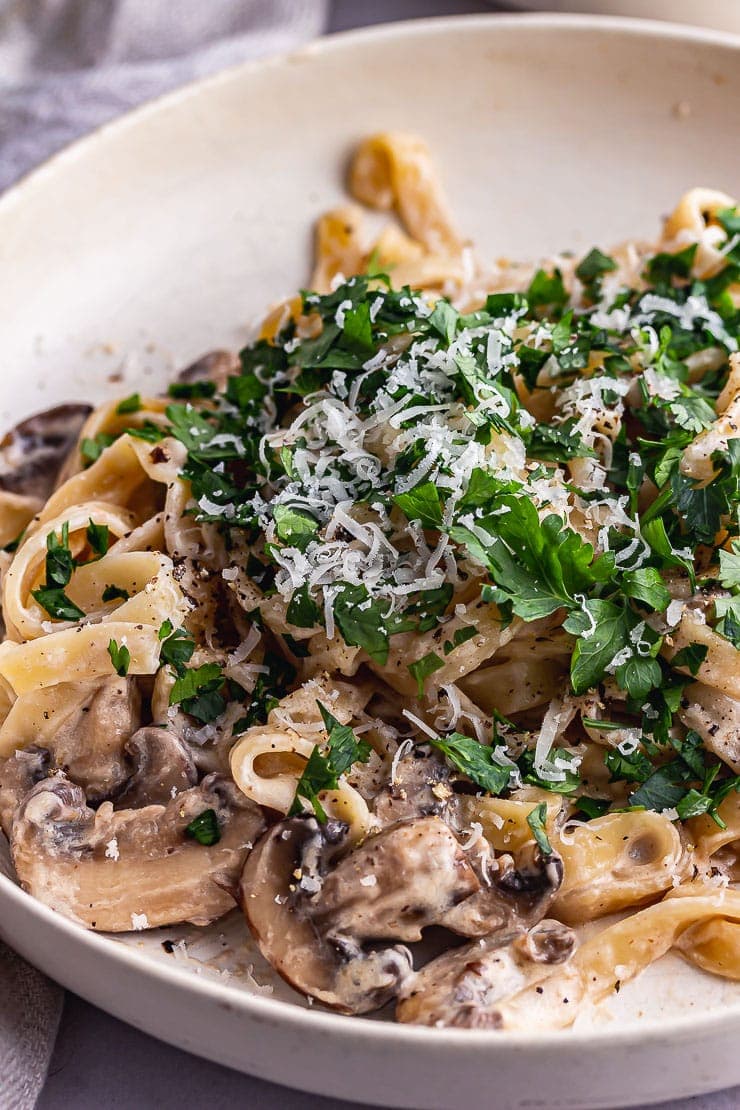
[0,941,63,1110]
[0,0,328,189]
[0,5,327,1105]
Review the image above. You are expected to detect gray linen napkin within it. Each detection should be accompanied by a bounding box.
[0,4,326,1106]
[0,0,328,190]
[0,943,63,1110]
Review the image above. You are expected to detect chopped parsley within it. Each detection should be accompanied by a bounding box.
[116,392,142,415]
[102,584,131,603]
[169,662,226,724]
[80,433,115,466]
[185,809,221,846]
[31,522,85,621]
[429,732,511,796]
[289,702,372,822]
[86,520,110,558]
[107,638,130,677]
[526,803,553,856]
[408,651,444,697]
[153,227,740,816]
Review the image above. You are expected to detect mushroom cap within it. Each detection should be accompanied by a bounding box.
[48,676,141,802]
[115,725,198,808]
[396,919,580,1029]
[440,840,565,938]
[373,752,453,826]
[312,816,480,943]
[240,817,412,1014]
[0,403,92,501]
[0,746,50,836]
[10,773,264,931]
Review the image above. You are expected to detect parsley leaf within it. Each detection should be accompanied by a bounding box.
[44,522,74,588]
[527,268,567,311]
[116,393,142,415]
[286,585,321,629]
[443,625,478,655]
[563,600,630,696]
[715,595,740,647]
[31,587,85,622]
[408,651,444,697]
[272,505,319,551]
[169,662,225,723]
[719,541,740,590]
[429,300,460,344]
[644,244,697,284]
[393,481,444,529]
[605,747,653,784]
[289,702,372,821]
[518,748,581,793]
[31,522,85,621]
[472,498,612,623]
[160,627,196,673]
[629,764,689,812]
[102,584,131,603]
[572,796,611,820]
[185,809,221,846]
[80,433,115,466]
[332,583,394,665]
[576,247,617,284]
[671,642,708,676]
[86,520,110,558]
[429,732,511,795]
[107,638,131,677]
[168,380,217,400]
[621,567,671,611]
[526,802,553,855]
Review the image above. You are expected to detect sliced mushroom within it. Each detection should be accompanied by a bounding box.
[0,746,50,836]
[47,677,141,802]
[175,350,240,392]
[114,725,198,808]
[439,840,564,938]
[373,751,454,825]
[0,404,92,501]
[396,919,580,1029]
[240,817,412,1014]
[310,816,480,943]
[679,683,740,772]
[10,773,264,930]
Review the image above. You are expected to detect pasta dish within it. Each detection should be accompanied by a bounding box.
[2,133,740,1029]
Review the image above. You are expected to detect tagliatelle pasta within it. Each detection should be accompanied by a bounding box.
[1,132,740,1028]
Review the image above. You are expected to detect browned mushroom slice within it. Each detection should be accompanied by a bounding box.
[10,773,264,931]
[439,841,564,938]
[240,817,412,1014]
[0,403,92,501]
[174,350,240,392]
[0,747,50,836]
[311,816,480,942]
[679,683,740,772]
[396,919,580,1029]
[46,677,141,803]
[373,752,454,826]
[115,725,198,808]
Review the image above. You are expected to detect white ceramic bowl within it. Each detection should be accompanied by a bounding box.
[1,14,740,1109]
[508,2,740,35]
